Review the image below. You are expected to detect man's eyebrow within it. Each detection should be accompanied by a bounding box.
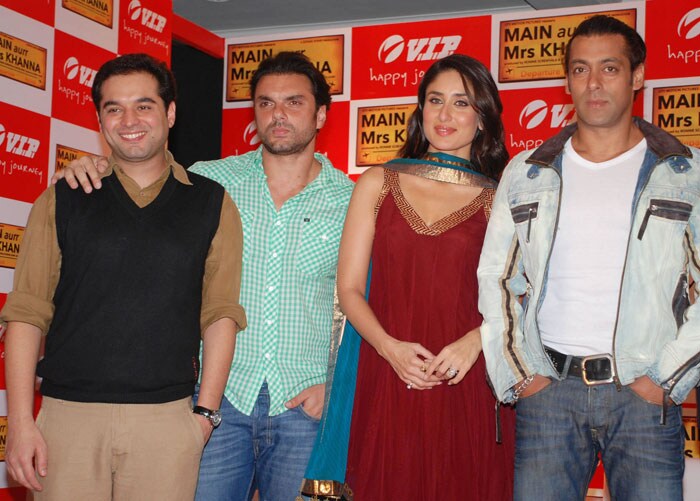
[101,97,158,108]
[255,94,306,101]
[570,56,624,65]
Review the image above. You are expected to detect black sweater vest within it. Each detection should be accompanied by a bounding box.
[39,170,224,403]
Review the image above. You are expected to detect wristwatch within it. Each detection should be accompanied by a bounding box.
[192,405,222,428]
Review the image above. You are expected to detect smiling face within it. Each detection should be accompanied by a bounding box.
[253,73,326,156]
[421,69,481,159]
[566,34,644,132]
[98,72,174,168]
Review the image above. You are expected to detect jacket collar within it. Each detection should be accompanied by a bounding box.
[527,117,692,168]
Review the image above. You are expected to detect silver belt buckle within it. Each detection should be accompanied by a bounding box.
[581,353,615,386]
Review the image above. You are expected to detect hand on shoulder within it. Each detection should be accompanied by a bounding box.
[52,156,109,193]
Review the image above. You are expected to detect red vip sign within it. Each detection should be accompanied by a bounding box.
[0,0,55,27]
[351,16,491,100]
[221,101,351,174]
[0,101,50,203]
[501,86,576,158]
[221,106,256,158]
[317,100,350,174]
[52,30,115,131]
[119,0,171,63]
[501,86,645,158]
[646,0,700,80]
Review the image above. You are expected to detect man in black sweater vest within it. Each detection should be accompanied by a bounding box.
[0,54,246,500]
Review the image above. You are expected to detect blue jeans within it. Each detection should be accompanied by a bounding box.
[194,383,320,501]
[514,376,684,501]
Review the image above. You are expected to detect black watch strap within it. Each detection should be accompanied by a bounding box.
[193,405,222,428]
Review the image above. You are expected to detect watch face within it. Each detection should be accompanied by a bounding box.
[211,410,222,427]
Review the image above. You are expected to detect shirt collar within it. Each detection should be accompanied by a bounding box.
[311,152,352,206]
[249,146,349,206]
[107,150,193,188]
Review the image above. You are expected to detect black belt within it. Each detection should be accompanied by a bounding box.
[545,347,616,385]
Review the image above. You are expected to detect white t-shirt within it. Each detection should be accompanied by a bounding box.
[538,137,647,356]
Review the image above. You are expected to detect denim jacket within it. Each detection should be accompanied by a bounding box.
[478,118,700,405]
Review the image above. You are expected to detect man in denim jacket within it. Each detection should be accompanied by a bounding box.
[478,15,700,500]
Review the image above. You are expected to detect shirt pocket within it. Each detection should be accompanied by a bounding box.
[637,199,692,241]
[295,219,343,277]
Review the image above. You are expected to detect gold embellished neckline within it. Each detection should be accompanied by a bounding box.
[423,153,473,169]
[382,169,491,236]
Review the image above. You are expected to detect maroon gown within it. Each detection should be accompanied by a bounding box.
[345,169,515,499]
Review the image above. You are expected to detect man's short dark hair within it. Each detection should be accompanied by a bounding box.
[92,53,176,111]
[249,51,331,110]
[564,14,646,71]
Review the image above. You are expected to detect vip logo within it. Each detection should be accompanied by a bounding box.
[377,35,461,63]
[378,36,405,64]
[128,0,142,20]
[127,0,167,33]
[519,100,575,130]
[678,8,700,40]
[63,57,97,88]
[243,121,260,147]
[0,123,41,159]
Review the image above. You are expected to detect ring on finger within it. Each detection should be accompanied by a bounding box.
[406,382,413,390]
[446,367,459,379]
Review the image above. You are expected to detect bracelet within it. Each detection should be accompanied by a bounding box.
[512,375,535,402]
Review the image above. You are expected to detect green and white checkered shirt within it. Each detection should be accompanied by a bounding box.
[190,147,353,416]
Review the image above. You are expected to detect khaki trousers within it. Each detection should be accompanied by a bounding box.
[33,396,205,501]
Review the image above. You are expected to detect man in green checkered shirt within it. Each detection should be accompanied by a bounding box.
[188,52,353,500]
[55,51,353,500]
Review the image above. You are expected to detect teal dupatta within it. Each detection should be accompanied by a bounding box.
[298,266,370,501]
[299,153,496,500]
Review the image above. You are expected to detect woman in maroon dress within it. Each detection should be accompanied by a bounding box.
[337,55,515,499]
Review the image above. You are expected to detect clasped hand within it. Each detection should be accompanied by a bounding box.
[380,328,482,390]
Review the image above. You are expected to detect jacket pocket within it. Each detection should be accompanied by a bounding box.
[637,199,692,240]
[511,202,539,243]
[672,272,689,328]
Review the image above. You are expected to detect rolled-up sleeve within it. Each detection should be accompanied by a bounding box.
[0,187,60,334]
[200,192,247,334]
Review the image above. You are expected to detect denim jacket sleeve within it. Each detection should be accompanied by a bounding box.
[478,151,537,403]
[648,148,700,403]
